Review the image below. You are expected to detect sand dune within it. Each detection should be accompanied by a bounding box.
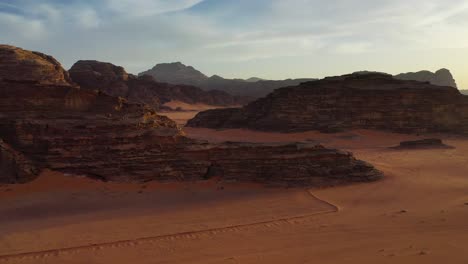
[1,128,468,263]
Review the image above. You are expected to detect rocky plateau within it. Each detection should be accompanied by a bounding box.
[187,73,468,134]
[0,44,382,186]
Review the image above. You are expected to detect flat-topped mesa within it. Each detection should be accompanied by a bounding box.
[0,45,382,185]
[391,139,453,150]
[0,44,72,85]
[187,73,468,134]
[69,60,249,109]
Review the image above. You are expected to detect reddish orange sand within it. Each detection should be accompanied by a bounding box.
[1,114,468,263]
[162,101,228,112]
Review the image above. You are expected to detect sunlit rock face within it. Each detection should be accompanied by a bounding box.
[0,44,72,86]
[0,45,382,185]
[188,73,468,134]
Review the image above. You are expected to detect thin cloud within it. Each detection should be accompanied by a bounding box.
[0,0,467,87]
[104,0,205,17]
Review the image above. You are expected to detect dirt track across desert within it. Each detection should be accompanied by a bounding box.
[1,125,468,263]
[0,189,337,262]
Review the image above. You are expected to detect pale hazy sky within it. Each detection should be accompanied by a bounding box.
[1,0,467,88]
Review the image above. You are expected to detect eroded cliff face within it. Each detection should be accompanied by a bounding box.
[69,60,249,109]
[187,73,468,134]
[0,140,39,183]
[0,44,72,86]
[0,45,382,185]
[0,79,182,182]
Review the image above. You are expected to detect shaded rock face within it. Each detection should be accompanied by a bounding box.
[0,140,39,183]
[392,139,453,150]
[0,45,72,86]
[69,60,249,109]
[139,62,316,98]
[0,45,382,185]
[187,73,468,134]
[395,69,457,88]
[194,144,382,186]
[67,60,130,97]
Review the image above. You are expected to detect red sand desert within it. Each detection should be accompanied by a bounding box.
[1,110,468,264]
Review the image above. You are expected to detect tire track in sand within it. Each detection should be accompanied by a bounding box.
[0,190,338,262]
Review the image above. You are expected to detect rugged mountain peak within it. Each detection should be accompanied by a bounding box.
[69,60,250,108]
[394,68,457,88]
[0,44,72,85]
[246,77,264,82]
[138,62,317,98]
[209,74,225,81]
[139,62,208,85]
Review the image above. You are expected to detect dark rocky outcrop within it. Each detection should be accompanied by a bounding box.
[0,45,382,185]
[391,139,453,150]
[139,62,316,98]
[187,73,468,134]
[395,69,457,88]
[0,140,39,183]
[69,60,249,110]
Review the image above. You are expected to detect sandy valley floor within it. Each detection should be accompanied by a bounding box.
[1,111,468,263]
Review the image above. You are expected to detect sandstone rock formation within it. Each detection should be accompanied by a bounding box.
[139,62,316,98]
[69,60,249,110]
[0,44,72,85]
[395,69,457,88]
[391,139,453,150]
[0,140,39,183]
[187,73,468,134]
[0,45,382,185]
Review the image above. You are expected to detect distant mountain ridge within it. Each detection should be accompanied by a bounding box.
[69,60,249,110]
[394,68,457,88]
[139,62,316,98]
[140,63,459,98]
[140,62,208,85]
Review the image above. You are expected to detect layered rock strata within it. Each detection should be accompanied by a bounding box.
[187,73,468,134]
[0,45,382,185]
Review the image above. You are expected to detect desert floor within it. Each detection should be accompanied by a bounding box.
[1,109,468,263]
